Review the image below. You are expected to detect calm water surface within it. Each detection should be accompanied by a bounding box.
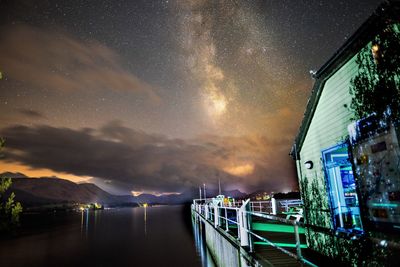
[0,205,214,267]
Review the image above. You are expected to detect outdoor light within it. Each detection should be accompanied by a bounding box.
[304,160,313,169]
[379,240,388,247]
[371,43,380,64]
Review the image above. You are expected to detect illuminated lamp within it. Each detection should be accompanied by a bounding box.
[371,43,380,64]
[304,160,313,169]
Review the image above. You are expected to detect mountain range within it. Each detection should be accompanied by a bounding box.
[1,172,247,206]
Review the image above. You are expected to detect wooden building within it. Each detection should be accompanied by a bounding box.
[291,1,400,265]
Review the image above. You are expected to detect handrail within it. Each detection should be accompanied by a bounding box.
[191,200,317,267]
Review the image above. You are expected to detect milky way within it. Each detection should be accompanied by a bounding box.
[0,0,383,194]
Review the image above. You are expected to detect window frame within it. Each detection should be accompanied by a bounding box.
[322,141,363,234]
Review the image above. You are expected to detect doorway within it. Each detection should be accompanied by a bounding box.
[322,143,363,232]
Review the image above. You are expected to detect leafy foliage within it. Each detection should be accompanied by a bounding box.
[350,24,400,121]
[0,138,23,232]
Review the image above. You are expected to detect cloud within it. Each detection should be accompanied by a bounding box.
[0,122,297,193]
[0,25,160,103]
[261,107,303,140]
[18,109,46,119]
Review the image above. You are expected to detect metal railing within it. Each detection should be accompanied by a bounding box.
[218,198,303,214]
[192,198,317,267]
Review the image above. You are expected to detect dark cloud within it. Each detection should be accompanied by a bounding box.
[18,109,46,119]
[0,122,297,194]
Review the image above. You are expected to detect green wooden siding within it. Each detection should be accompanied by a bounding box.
[299,54,358,230]
[295,53,360,263]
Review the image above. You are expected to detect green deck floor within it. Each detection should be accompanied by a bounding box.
[252,222,305,234]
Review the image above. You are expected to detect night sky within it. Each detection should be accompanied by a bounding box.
[0,0,383,195]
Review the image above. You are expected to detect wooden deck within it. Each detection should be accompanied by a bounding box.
[251,219,307,266]
[249,219,338,267]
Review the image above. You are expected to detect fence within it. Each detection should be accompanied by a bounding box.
[194,198,303,215]
[192,198,316,267]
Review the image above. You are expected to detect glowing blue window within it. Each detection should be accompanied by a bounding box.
[322,143,363,233]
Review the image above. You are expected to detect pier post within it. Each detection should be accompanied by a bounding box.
[225,208,229,232]
[271,197,277,215]
[214,205,219,227]
[239,199,250,248]
[294,222,303,260]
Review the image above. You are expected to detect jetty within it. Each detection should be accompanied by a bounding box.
[191,196,327,267]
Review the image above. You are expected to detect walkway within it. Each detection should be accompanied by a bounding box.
[192,198,335,267]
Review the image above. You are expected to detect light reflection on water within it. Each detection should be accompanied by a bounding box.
[0,205,207,267]
[86,209,89,237]
[144,206,147,236]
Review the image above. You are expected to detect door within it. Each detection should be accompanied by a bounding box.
[323,144,363,232]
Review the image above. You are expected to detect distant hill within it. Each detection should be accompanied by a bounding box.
[176,187,247,203]
[273,191,300,199]
[246,190,272,201]
[0,172,248,206]
[133,188,247,205]
[245,190,300,200]
[7,177,118,205]
[0,172,124,206]
[0,172,28,178]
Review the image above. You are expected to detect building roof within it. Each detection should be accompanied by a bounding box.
[290,0,400,159]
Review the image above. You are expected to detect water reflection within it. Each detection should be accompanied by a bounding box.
[80,209,90,238]
[0,206,207,266]
[85,210,89,237]
[80,209,84,236]
[144,206,147,236]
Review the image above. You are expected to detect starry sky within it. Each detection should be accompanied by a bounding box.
[0,0,383,195]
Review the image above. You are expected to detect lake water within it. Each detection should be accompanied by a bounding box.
[0,205,215,267]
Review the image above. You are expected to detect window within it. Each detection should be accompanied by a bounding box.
[322,143,363,232]
[351,119,400,232]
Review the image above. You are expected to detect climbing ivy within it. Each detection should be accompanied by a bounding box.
[350,24,400,122]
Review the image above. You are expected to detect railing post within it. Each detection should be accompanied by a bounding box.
[294,222,303,260]
[271,197,277,215]
[214,205,219,227]
[205,204,209,220]
[236,209,240,238]
[239,199,250,248]
[225,208,229,231]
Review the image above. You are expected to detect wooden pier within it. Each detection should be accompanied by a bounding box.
[192,198,334,267]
